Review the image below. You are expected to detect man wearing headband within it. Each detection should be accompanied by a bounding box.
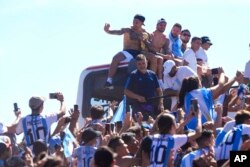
[104,14,147,89]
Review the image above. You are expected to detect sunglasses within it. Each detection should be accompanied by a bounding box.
[183,33,191,37]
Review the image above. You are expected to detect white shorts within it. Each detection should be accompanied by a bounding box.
[121,51,134,62]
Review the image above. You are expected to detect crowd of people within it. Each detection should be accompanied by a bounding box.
[1,14,250,167]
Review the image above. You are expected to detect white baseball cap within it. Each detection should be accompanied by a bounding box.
[163,60,176,74]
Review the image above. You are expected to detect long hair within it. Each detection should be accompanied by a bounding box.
[178,76,199,108]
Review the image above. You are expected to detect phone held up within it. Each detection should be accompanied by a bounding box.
[13,103,18,112]
[74,104,78,111]
[49,93,58,99]
[105,123,111,135]
[191,98,199,113]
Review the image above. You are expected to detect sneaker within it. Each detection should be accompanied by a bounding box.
[104,81,114,90]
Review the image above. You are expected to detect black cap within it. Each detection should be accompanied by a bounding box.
[201,36,213,45]
[134,14,145,25]
[81,128,101,144]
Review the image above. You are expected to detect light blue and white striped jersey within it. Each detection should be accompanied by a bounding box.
[181,148,208,167]
[72,145,97,167]
[149,134,187,167]
[215,120,235,147]
[216,124,250,160]
[16,114,57,146]
[184,88,216,129]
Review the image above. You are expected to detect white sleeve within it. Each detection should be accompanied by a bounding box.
[15,117,24,135]
[44,113,58,128]
[222,120,235,133]
[183,50,192,64]
[163,75,173,89]
[242,124,250,135]
[173,134,188,149]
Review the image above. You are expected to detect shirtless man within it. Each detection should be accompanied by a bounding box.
[144,18,173,88]
[104,14,146,89]
[148,18,172,60]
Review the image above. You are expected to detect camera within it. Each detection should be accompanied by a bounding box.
[13,103,18,112]
[49,93,58,99]
[191,98,199,112]
[211,68,219,75]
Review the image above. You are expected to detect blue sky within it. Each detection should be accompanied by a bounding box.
[1,0,250,125]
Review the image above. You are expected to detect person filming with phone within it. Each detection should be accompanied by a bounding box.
[15,92,66,147]
[178,68,243,130]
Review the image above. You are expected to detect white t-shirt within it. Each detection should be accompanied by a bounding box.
[244,60,250,79]
[183,49,197,73]
[163,66,197,110]
[196,47,208,64]
[16,113,57,146]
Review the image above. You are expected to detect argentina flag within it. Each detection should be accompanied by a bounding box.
[184,88,217,129]
[63,128,76,158]
[111,96,127,123]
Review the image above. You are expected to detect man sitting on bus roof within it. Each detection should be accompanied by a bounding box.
[103,14,146,89]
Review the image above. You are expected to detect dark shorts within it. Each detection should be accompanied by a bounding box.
[123,49,141,58]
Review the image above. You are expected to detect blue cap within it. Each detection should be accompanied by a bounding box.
[49,136,62,152]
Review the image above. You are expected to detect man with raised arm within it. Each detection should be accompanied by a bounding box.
[16,93,66,147]
[104,14,146,89]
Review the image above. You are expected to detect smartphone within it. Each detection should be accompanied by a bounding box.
[49,93,57,99]
[13,103,18,112]
[211,68,219,75]
[115,121,123,128]
[105,123,111,135]
[115,121,123,133]
[74,104,78,111]
[191,98,199,112]
[110,123,115,133]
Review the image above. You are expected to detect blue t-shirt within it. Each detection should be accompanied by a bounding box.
[125,69,159,100]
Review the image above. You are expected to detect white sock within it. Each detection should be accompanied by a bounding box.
[107,77,113,84]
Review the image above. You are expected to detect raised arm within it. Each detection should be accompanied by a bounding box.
[210,68,225,99]
[104,23,129,35]
[211,70,243,100]
[7,110,22,134]
[56,92,66,119]
[187,107,202,142]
